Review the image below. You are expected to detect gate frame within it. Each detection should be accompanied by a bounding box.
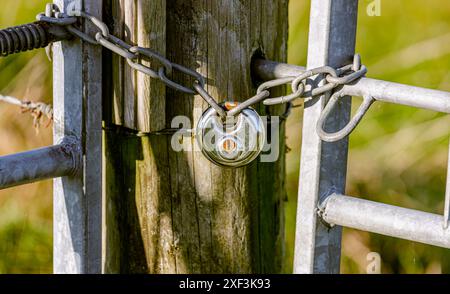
[52,0,103,274]
[293,0,358,274]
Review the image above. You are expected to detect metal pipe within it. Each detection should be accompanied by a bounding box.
[0,136,80,189]
[444,141,450,229]
[252,59,450,114]
[293,0,359,274]
[320,194,450,249]
[252,59,306,81]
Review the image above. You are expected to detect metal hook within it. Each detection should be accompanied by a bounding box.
[316,91,375,142]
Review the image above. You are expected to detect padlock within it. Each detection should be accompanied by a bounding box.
[196,102,265,168]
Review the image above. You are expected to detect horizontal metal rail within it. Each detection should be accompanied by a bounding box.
[0,136,80,189]
[253,59,450,114]
[320,194,450,249]
[445,142,450,229]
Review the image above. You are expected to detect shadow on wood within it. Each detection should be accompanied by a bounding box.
[103,0,288,273]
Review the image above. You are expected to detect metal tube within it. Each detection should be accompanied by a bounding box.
[321,194,450,249]
[53,0,103,274]
[343,78,450,113]
[0,136,80,189]
[293,0,358,274]
[252,59,450,114]
[252,59,306,81]
[444,141,450,229]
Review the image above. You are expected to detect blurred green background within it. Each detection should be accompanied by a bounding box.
[0,0,448,273]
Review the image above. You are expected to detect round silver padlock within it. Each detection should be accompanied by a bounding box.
[196,102,265,168]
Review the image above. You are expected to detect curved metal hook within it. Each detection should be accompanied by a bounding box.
[316,91,375,142]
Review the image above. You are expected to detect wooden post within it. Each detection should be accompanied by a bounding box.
[103,0,288,273]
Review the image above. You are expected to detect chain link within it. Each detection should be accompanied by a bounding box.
[128,46,173,78]
[36,4,78,26]
[37,4,367,123]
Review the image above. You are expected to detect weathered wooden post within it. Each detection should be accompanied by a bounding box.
[103,0,288,273]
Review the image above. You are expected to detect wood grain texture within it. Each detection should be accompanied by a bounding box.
[106,0,166,132]
[104,0,288,273]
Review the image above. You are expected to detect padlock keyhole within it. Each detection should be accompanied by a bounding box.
[222,139,237,153]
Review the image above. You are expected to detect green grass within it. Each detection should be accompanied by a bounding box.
[0,0,53,274]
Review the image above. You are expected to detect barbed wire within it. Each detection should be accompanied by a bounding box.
[0,94,53,130]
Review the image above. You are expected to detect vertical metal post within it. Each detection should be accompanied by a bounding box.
[293,0,358,274]
[53,0,103,274]
[444,140,450,229]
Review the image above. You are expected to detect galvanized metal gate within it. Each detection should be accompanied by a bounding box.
[281,0,450,273]
[0,0,449,274]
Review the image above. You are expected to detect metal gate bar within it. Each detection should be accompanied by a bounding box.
[253,60,450,113]
[53,0,103,274]
[320,194,450,249]
[0,137,80,189]
[445,143,450,229]
[293,0,358,274]
[253,1,450,274]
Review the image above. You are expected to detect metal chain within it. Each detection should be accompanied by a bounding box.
[37,3,367,122]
